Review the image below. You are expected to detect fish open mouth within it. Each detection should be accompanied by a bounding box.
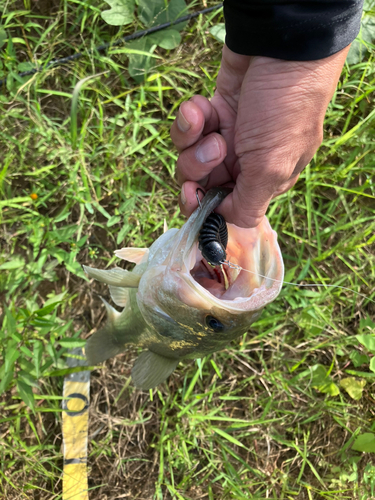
[188,222,276,301]
[190,254,239,298]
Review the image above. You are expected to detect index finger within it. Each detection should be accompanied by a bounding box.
[170,97,220,153]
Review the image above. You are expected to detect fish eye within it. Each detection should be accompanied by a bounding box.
[206,315,224,332]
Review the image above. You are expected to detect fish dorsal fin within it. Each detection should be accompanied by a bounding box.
[131,351,179,390]
[83,265,141,287]
[163,219,168,233]
[109,285,128,307]
[114,247,149,264]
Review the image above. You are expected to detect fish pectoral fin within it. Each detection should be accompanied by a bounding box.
[83,265,141,287]
[114,247,149,264]
[131,351,179,390]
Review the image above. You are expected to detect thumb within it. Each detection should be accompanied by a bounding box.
[216,186,270,229]
[216,156,290,228]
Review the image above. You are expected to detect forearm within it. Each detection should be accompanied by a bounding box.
[223,0,364,60]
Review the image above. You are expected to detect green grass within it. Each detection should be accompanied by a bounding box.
[1,1,375,499]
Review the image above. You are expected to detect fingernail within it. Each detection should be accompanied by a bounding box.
[199,176,209,188]
[196,137,220,163]
[177,107,191,132]
[180,185,187,205]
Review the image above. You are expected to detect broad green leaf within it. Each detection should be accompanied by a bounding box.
[340,377,366,400]
[150,29,181,50]
[33,341,43,379]
[360,317,375,331]
[18,370,39,388]
[0,364,14,395]
[138,0,187,29]
[101,0,135,26]
[17,62,34,72]
[318,382,340,396]
[357,334,375,353]
[0,341,19,394]
[41,292,67,309]
[0,157,10,192]
[85,202,94,214]
[297,258,311,281]
[136,0,159,25]
[350,350,369,368]
[370,357,375,373]
[127,37,155,82]
[310,364,328,386]
[364,0,375,9]
[54,210,71,223]
[20,345,33,358]
[51,224,78,243]
[296,364,340,396]
[0,257,25,270]
[352,433,375,453]
[35,302,61,317]
[93,201,111,219]
[65,261,87,278]
[17,380,35,411]
[284,265,298,283]
[117,222,131,244]
[210,23,226,43]
[107,215,122,227]
[163,0,188,31]
[297,308,325,337]
[347,15,375,64]
[77,235,89,247]
[0,28,6,48]
[5,341,20,370]
[4,305,17,336]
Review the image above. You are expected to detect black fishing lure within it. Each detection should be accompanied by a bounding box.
[198,212,228,267]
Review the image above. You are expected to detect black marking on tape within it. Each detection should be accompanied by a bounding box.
[64,457,87,465]
[62,393,89,416]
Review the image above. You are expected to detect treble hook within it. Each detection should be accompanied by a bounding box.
[196,188,205,210]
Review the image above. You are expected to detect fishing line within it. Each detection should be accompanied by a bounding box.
[0,4,223,87]
[222,260,375,304]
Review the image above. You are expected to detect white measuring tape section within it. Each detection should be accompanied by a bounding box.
[62,347,90,500]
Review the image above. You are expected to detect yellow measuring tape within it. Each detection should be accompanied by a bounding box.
[62,347,90,500]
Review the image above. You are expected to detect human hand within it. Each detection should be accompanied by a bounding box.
[170,44,350,228]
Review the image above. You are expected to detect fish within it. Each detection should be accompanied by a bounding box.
[83,188,284,390]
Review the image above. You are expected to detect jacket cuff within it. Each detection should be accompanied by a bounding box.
[224,1,364,60]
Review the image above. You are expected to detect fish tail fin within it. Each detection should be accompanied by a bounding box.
[85,297,122,365]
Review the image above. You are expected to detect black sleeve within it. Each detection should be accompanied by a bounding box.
[223,0,364,60]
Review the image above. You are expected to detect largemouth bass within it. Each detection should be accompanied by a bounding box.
[83,188,284,389]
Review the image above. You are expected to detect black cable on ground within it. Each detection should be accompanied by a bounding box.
[0,4,223,87]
